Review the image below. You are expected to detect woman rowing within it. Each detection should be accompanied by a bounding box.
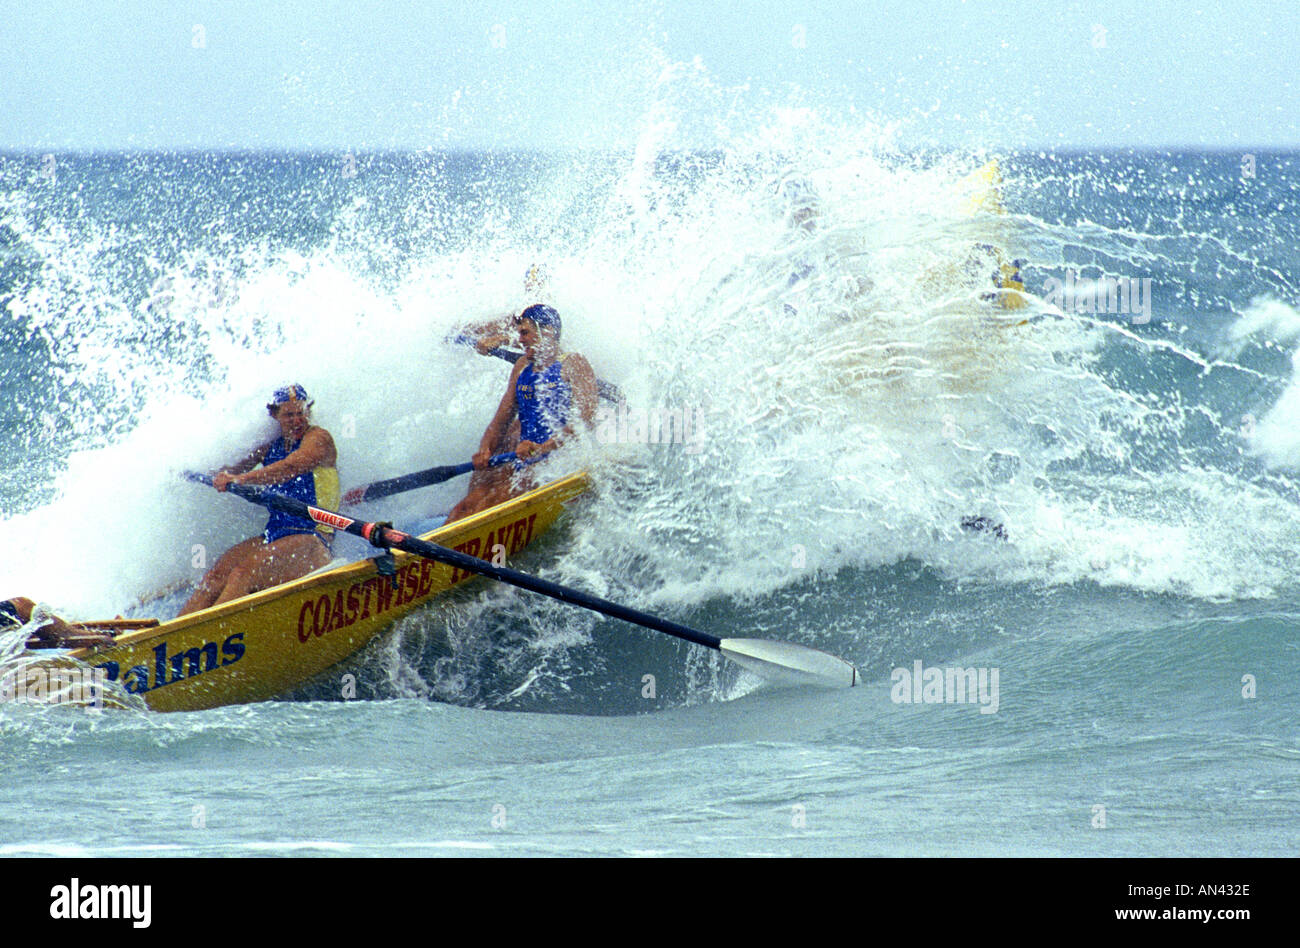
[1,597,113,649]
[446,304,597,523]
[179,384,339,616]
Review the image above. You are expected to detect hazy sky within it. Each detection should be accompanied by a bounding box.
[3,1,1297,150]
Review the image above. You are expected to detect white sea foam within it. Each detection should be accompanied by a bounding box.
[1220,298,1300,472]
[1248,346,1300,471]
[1223,296,1300,352]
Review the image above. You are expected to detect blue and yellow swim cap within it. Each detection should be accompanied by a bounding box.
[267,384,313,414]
[270,383,310,405]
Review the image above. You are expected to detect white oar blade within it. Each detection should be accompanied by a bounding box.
[719,638,858,688]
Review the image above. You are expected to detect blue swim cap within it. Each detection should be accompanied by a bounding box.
[270,383,310,405]
[518,304,562,335]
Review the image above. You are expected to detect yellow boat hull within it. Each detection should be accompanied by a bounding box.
[23,472,588,712]
[963,158,1026,311]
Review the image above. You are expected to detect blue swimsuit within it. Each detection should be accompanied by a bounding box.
[260,435,340,544]
[515,357,571,468]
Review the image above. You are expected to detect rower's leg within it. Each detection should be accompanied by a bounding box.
[211,533,330,606]
[253,534,332,591]
[445,465,518,523]
[179,537,265,616]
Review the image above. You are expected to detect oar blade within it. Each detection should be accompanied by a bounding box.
[719,638,858,688]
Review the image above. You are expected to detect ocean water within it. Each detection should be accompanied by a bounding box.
[2,128,1299,858]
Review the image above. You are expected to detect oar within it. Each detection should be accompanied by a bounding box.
[186,474,858,687]
[342,453,516,506]
[24,618,155,650]
[19,619,133,651]
[24,630,118,650]
[73,619,160,631]
[449,333,624,404]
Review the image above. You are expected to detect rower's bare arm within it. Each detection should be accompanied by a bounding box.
[463,313,517,353]
[463,312,515,336]
[566,354,599,430]
[236,428,337,486]
[475,362,524,465]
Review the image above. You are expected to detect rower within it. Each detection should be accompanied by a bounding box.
[446,304,597,523]
[1,597,113,649]
[178,385,339,616]
[449,264,553,504]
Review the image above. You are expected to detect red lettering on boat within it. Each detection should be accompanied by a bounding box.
[315,594,332,636]
[297,599,315,643]
[375,577,394,614]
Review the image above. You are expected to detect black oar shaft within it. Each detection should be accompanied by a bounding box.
[392,530,722,650]
[359,453,515,503]
[197,475,722,651]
